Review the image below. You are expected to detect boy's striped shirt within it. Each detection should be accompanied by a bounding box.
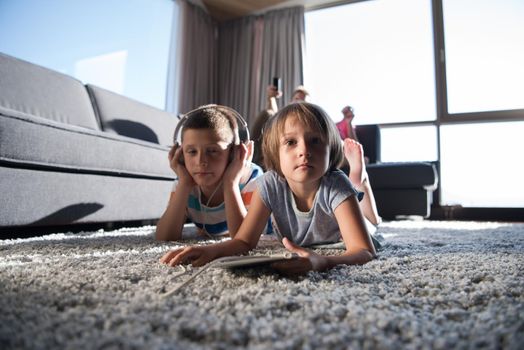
[171,162,263,235]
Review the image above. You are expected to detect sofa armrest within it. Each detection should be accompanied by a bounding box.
[367,162,438,190]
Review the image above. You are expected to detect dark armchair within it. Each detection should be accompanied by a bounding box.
[355,125,438,220]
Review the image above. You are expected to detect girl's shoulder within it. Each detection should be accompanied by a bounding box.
[257,170,286,191]
[259,170,283,184]
[322,169,363,201]
[255,171,287,208]
[323,169,351,183]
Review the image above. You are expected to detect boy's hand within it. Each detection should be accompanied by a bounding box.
[271,238,328,275]
[223,143,248,185]
[168,144,195,187]
[160,245,217,267]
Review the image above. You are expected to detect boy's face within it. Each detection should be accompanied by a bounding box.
[278,114,329,187]
[181,129,231,189]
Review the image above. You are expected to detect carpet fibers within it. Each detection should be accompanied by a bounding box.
[1,221,523,349]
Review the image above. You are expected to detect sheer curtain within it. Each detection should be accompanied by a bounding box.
[218,6,305,125]
[217,16,258,123]
[258,7,305,114]
[166,0,218,115]
[167,2,305,127]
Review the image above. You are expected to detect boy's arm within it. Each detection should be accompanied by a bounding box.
[222,144,249,237]
[161,190,271,267]
[156,145,195,241]
[223,181,246,238]
[155,186,191,241]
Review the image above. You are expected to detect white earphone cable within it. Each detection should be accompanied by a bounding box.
[199,180,223,238]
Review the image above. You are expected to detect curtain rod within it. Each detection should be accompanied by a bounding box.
[305,0,370,12]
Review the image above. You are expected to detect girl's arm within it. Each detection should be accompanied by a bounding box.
[233,190,271,248]
[155,145,194,241]
[273,195,376,275]
[222,144,249,237]
[160,189,271,266]
[325,195,376,268]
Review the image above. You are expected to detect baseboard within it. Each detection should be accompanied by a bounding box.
[430,206,524,222]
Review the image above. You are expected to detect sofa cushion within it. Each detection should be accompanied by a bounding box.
[367,162,438,189]
[0,52,100,130]
[0,107,174,179]
[0,167,173,226]
[0,166,173,227]
[87,84,179,146]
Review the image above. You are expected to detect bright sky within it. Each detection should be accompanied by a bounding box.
[0,0,174,109]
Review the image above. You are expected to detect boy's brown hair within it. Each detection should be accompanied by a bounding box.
[180,105,239,145]
[262,102,344,177]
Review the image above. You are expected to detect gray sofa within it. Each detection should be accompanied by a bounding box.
[0,51,437,231]
[0,52,179,229]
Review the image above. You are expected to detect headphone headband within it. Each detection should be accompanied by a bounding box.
[173,104,249,145]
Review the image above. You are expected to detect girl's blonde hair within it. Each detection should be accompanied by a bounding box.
[262,102,344,177]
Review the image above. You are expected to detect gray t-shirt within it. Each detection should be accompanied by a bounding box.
[256,170,362,246]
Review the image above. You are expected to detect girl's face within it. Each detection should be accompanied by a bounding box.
[181,128,231,189]
[278,114,329,187]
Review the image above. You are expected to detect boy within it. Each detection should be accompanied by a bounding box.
[155,105,263,241]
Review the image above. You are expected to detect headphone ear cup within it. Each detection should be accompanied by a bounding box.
[228,145,235,164]
[236,116,250,144]
[173,115,188,145]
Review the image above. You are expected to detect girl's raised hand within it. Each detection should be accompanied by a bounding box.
[168,144,195,187]
[223,143,248,185]
[271,237,328,275]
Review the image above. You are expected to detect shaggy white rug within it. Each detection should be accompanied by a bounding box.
[0,221,523,349]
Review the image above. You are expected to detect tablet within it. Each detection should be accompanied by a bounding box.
[212,252,298,269]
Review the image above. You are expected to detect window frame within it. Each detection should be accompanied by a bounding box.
[304,0,524,219]
[432,0,524,124]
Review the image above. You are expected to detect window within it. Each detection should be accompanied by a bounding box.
[443,0,524,114]
[440,122,524,207]
[305,0,524,209]
[304,0,436,125]
[0,0,174,110]
[381,126,437,162]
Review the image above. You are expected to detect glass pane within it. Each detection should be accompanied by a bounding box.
[440,122,524,207]
[443,0,524,113]
[381,126,438,162]
[304,0,436,125]
[0,0,174,110]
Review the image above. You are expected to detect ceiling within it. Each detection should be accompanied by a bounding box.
[200,0,337,22]
[201,0,292,21]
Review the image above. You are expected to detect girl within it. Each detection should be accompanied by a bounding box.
[160,102,379,274]
[155,104,263,241]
